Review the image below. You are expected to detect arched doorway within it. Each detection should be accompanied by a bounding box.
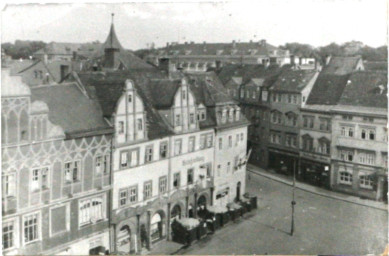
[197,195,207,218]
[188,204,194,218]
[117,225,131,254]
[171,204,181,222]
[236,182,241,201]
[150,212,165,243]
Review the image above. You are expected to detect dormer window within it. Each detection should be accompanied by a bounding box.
[228,108,234,122]
[235,108,240,121]
[221,109,227,124]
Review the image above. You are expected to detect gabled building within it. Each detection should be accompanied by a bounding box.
[267,69,319,175]
[330,71,387,201]
[2,69,113,255]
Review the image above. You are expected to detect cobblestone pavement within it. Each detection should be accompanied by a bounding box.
[178,171,388,255]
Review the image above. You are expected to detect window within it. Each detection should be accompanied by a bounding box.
[64,161,80,183]
[119,189,128,206]
[174,139,182,155]
[187,169,194,185]
[292,95,297,104]
[200,135,206,149]
[319,118,330,131]
[270,132,281,144]
[359,175,373,189]
[240,133,244,141]
[221,110,227,123]
[235,108,240,120]
[303,116,314,129]
[173,173,180,188]
[182,90,186,100]
[271,111,282,124]
[339,171,352,185]
[252,91,256,99]
[369,130,375,140]
[286,113,297,127]
[159,176,167,194]
[302,135,313,151]
[286,134,297,148]
[340,149,354,161]
[348,127,354,137]
[363,117,374,122]
[79,196,104,226]
[129,186,137,203]
[23,213,39,243]
[175,114,181,126]
[361,129,367,139]
[342,115,353,120]
[118,121,124,134]
[367,153,375,165]
[160,142,168,158]
[137,118,143,131]
[277,93,282,102]
[3,220,15,250]
[189,113,195,124]
[341,127,346,136]
[227,162,231,173]
[206,134,213,148]
[246,90,250,98]
[128,94,132,103]
[240,89,245,99]
[95,156,109,175]
[188,136,195,152]
[262,90,268,101]
[145,146,153,163]
[144,181,152,200]
[228,135,232,147]
[218,138,222,150]
[2,173,16,197]
[318,141,330,155]
[120,152,128,168]
[200,111,206,121]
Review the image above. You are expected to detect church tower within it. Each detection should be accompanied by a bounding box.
[104,13,123,69]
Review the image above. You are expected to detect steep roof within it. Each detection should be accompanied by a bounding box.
[337,71,387,109]
[103,23,123,50]
[306,73,350,105]
[76,69,174,140]
[321,56,362,75]
[30,83,111,138]
[270,69,317,93]
[7,59,36,75]
[147,79,181,109]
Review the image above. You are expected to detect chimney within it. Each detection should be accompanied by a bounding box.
[260,39,266,47]
[158,58,176,79]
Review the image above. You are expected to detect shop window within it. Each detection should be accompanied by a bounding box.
[339,171,352,185]
[359,175,373,189]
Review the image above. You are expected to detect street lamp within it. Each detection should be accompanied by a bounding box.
[290,159,296,236]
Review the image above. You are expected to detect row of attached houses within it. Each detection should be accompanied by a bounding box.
[216,56,388,202]
[2,21,249,255]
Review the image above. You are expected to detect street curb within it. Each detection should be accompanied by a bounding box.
[247,169,388,212]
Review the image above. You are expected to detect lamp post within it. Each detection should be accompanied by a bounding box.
[290,159,296,236]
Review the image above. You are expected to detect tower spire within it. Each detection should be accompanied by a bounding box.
[111,13,114,25]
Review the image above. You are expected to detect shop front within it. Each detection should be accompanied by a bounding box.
[268,148,299,176]
[300,153,331,189]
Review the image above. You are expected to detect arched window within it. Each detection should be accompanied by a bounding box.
[361,129,366,139]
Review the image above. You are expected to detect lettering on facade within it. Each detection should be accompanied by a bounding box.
[301,152,330,163]
[182,156,205,166]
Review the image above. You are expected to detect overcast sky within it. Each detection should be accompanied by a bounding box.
[1,0,387,50]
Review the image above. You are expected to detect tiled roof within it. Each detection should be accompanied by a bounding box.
[306,73,350,105]
[155,41,283,57]
[270,69,317,92]
[30,83,111,138]
[7,59,36,75]
[337,71,387,109]
[363,61,387,72]
[147,79,181,109]
[76,69,174,140]
[321,56,362,75]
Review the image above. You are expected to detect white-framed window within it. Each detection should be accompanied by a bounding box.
[129,186,138,203]
[3,219,16,250]
[23,212,40,244]
[218,137,222,150]
[31,167,49,191]
[206,134,213,148]
[340,149,354,162]
[144,181,152,200]
[79,195,105,227]
[64,161,80,183]
[145,146,153,163]
[159,176,167,194]
[348,127,354,137]
[120,152,128,168]
[339,171,353,185]
[2,173,16,197]
[95,155,109,175]
[174,139,182,155]
[119,189,128,206]
[137,118,143,131]
[221,109,227,124]
[189,136,195,152]
[189,113,195,124]
[359,174,374,189]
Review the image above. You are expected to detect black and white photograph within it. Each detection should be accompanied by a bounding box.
[1,0,388,255]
